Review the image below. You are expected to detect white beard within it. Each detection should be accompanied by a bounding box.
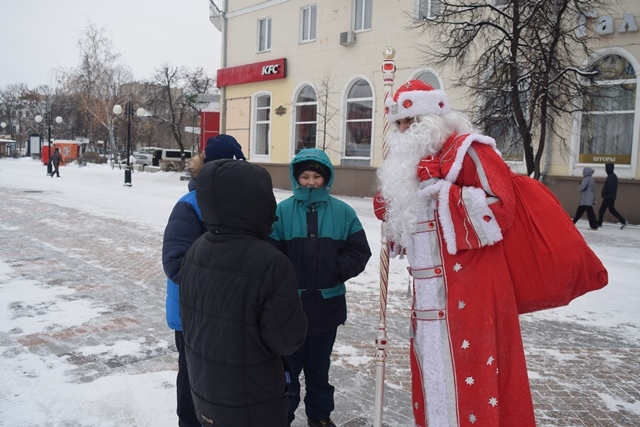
[377,112,473,248]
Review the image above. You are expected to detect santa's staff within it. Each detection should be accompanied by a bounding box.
[373,45,396,427]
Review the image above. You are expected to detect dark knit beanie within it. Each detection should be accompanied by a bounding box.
[204,134,246,163]
[293,160,330,183]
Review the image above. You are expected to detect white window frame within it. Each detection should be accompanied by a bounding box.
[353,0,372,32]
[300,5,317,43]
[410,67,444,90]
[291,83,318,156]
[341,76,375,166]
[257,17,272,53]
[416,0,440,20]
[571,47,640,179]
[252,92,272,162]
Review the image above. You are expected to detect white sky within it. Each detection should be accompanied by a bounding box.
[0,158,639,425]
[1,0,221,88]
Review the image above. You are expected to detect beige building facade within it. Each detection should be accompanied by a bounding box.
[211,0,639,220]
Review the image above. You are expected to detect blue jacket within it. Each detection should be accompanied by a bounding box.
[162,190,205,330]
[269,149,371,336]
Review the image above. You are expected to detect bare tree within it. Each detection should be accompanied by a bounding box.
[314,71,342,155]
[60,21,133,157]
[414,0,619,179]
[142,65,215,169]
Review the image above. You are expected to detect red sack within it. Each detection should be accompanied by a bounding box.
[502,175,608,314]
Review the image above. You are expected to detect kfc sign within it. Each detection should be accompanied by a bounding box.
[217,58,286,87]
[261,64,280,75]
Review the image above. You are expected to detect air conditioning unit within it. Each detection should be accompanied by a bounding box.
[340,31,356,46]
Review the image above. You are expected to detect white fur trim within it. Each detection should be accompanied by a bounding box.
[434,181,457,255]
[386,90,450,123]
[444,133,500,183]
[462,187,504,247]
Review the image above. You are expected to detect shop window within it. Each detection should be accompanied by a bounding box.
[253,94,271,158]
[579,54,636,165]
[343,79,373,166]
[293,85,317,154]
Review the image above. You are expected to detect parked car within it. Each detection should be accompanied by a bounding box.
[152,148,192,171]
[133,153,153,166]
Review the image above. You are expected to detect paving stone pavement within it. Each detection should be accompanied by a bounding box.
[0,186,638,427]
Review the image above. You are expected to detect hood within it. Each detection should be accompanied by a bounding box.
[290,149,334,205]
[582,167,595,177]
[605,163,614,175]
[196,159,276,239]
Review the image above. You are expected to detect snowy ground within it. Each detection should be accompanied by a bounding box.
[0,157,638,427]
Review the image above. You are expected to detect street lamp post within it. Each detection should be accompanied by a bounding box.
[35,112,63,176]
[113,100,145,187]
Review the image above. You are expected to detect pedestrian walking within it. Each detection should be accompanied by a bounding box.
[597,162,627,229]
[50,147,63,177]
[162,134,247,427]
[129,153,136,173]
[573,167,599,230]
[373,80,608,427]
[179,159,308,427]
[269,148,372,427]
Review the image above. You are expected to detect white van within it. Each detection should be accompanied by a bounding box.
[152,148,193,171]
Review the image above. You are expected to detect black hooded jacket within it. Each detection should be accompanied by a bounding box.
[179,159,308,427]
[601,163,619,199]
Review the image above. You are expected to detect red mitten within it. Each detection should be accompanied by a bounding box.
[417,155,441,185]
[373,191,387,221]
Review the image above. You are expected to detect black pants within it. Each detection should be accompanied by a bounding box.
[175,331,200,427]
[597,198,626,226]
[573,205,598,228]
[52,162,60,177]
[287,327,337,424]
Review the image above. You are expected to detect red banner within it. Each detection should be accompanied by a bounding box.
[217,58,286,87]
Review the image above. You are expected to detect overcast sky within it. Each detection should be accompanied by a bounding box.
[1,0,222,89]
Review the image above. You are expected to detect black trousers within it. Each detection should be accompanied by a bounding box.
[287,327,338,424]
[52,162,60,177]
[573,205,598,228]
[597,198,626,226]
[175,330,200,427]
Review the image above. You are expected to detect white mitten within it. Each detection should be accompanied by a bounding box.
[418,179,444,199]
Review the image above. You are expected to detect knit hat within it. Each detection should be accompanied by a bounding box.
[293,160,330,183]
[204,134,246,163]
[385,80,450,123]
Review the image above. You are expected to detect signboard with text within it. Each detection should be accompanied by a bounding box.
[217,58,286,87]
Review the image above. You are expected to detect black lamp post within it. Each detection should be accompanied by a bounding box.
[113,100,145,187]
[35,112,63,176]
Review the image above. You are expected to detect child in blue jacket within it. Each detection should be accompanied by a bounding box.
[269,148,371,427]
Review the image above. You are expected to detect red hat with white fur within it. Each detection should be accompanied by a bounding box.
[385,80,450,123]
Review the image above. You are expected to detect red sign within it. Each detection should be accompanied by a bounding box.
[217,58,287,87]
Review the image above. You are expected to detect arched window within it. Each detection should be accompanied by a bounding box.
[293,85,317,154]
[252,93,271,159]
[415,70,441,89]
[343,79,373,166]
[579,54,637,165]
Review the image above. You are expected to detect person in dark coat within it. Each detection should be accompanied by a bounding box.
[572,167,599,230]
[50,147,63,177]
[269,148,372,427]
[162,134,246,427]
[179,159,308,427]
[597,163,627,229]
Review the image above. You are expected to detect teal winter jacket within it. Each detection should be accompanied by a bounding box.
[269,149,371,335]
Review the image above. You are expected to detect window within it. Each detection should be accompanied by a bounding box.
[253,94,271,157]
[353,0,372,32]
[415,70,441,89]
[418,0,440,19]
[343,79,373,166]
[579,54,636,165]
[300,5,317,42]
[293,85,317,154]
[258,17,272,52]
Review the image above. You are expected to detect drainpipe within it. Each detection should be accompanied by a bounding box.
[220,2,228,134]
